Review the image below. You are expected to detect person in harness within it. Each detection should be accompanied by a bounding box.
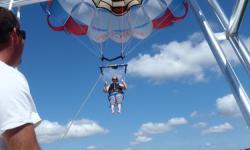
[103,75,127,113]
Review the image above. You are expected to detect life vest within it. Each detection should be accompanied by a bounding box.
[108,83,123,93]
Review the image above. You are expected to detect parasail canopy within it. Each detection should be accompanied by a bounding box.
[45,0,188,43]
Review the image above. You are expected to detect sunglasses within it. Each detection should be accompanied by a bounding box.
[17,29,26,40]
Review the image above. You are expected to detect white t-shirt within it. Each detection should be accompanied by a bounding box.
[0,61,41,149]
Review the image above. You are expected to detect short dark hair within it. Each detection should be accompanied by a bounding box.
[0,7,20,44]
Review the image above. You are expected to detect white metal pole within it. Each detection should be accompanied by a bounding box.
[208,0,250,76]
[17,6,21,20]
[1,0,48,9]
[208,0,229,29]
[228,0,249,35]
[190,0,250,129]
[8,0,14,10]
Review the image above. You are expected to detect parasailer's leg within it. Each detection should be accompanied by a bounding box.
[111,105,115,113]
[116,93,123,113]
[109,95,116,113]
[117,104,122,113]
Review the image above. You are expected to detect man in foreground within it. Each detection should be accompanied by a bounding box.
[0,7,41,150]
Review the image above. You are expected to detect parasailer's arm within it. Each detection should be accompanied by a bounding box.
[103,82,110,93]
[120,79,128,90]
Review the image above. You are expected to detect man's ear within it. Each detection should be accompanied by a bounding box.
[9,28,18,43]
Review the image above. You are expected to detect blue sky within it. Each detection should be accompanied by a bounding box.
[14,0,250,150]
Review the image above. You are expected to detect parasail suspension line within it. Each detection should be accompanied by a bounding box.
[54,75,102,150]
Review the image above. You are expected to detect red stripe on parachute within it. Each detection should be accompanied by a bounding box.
[152,0,188,29]
[47,15,88,35]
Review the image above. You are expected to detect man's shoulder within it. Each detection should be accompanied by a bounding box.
[0,63,28,91]
[0,62,26,80]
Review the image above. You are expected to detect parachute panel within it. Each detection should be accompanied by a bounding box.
[129,6,153,39]
[87,9,110,43]
[70,1,95,26]
[142,0,167,20]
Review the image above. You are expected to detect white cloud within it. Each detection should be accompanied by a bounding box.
[205,142,211,147]
[205,141,217,149]
[135,117,187,136]
[190,111,198,117]
[202,122,233,134]
[216,94,241,117]
[192,122,207,128]
[86,145,96,150]
[131,117,187,145]
[128,33,250,81]
[130,136,152,145]
[123,147,132,150]
[67,119,108,138]
[35,119,108,144]
[35,120,65,144]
